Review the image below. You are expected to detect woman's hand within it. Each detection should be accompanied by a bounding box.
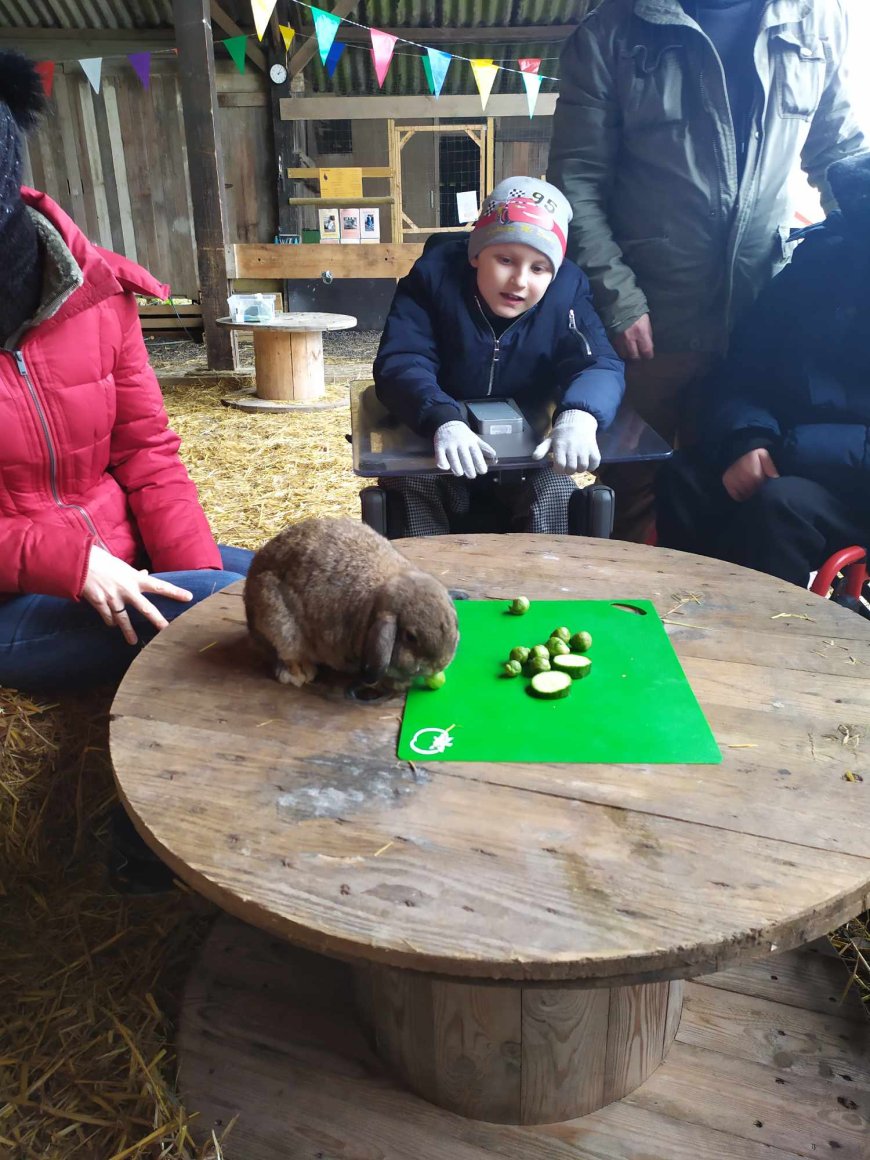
[81,545,193,644]
[722,448,780,503]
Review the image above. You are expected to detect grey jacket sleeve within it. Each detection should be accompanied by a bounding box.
[547,22,649,337]
[801,0,866,211]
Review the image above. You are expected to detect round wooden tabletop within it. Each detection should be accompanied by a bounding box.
[216,312,357,332]
[110,535,870,986]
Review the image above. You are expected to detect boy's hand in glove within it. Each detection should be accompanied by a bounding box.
[533,410,600,473]
[434,421,498,479]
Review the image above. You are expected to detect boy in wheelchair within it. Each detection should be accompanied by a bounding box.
[657,152,870,590]
[372,177,624,536]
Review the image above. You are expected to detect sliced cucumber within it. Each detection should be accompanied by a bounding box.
[528,671,572,699]
[553,655,592,680]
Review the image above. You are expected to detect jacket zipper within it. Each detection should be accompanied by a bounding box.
[568,309,593,359]
[474,297,525,397]
[13,349,105,546]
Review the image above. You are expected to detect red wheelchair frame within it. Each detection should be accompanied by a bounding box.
[810,546,868,600]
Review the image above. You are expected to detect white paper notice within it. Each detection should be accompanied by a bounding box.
[456,190,480,224]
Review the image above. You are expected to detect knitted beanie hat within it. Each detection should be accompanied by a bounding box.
[468,177,572,274]
[826,152,870,230]
[0,51,46,230]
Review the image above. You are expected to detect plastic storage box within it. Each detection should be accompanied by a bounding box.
[227,293,277,324]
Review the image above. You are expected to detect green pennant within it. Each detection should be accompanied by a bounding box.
[224,35,247,74]
[421,54,434,94]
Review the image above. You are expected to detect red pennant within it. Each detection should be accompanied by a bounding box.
[34,61,55,99]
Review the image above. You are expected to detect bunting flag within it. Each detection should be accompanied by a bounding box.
[79,58,103,94]
[369,28,397,88]
[325,39,345,78]
[469,59,499,111]
[278,24,296,53]
[251,0,278,41]
[517,57,542,119]
[424,47,451,98]
[224,35,248,74]
[128,52,151,89]
[311,6,342,65]
[34,61,55,99]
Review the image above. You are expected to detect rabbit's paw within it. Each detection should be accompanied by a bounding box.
[275,658,317,687]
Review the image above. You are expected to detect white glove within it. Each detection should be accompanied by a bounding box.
[533,410,600,474]
[434,421,498,479]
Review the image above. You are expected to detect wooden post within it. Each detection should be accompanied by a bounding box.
[173,0,234,370]
[267,0,303,239]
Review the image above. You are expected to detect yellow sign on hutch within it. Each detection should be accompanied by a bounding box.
[318,167,363,199]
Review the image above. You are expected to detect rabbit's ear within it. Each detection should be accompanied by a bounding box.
[362,611,397,684]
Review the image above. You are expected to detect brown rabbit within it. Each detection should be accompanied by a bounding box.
[244,516,458,690]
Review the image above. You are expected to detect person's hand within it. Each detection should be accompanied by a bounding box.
[434,421,498,479]
[533,410,601,474]
[612,314,654,361]
[81,545,193,644]
[722,448,780,503]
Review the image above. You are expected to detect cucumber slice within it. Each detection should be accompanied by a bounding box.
[553,655,592,680]
[529,671,572,699]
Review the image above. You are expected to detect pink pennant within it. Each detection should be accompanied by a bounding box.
[369,28,397,89]
[517,57,541,75]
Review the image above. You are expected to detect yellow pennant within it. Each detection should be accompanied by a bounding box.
[470,59,499,111]
[278,24,296,53]
[251,0,278,41]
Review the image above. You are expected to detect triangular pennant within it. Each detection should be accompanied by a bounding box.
[34,61,55,99]
[517,58,542,119]
[311,6,342,66]
[128,52,151,89]
[469,59,499,111]
[278,24,296,53]
[79,58,102,94]
[325,39,345,79]
[425,47,451,98]
[369,28,397,88]
[224,35,248,74]
[251,0,278,41]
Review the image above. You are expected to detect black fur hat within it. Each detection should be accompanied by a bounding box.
[0,51,46,227]
[826,151,870,230]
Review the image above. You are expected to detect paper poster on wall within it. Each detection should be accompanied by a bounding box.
[318,208,340,244]
[456,190,479,224]
[339,208,361,243]
[361,208,381,243]
[320,167,363,200]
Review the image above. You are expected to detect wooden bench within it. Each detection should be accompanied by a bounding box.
[138,303,204,341]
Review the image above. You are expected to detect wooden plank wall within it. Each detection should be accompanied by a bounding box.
[22,61,276,298]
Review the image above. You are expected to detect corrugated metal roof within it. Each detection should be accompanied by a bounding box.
[0,0,173,29]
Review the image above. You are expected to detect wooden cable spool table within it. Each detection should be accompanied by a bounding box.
[109,535,870,1146]
[217,311,356,412]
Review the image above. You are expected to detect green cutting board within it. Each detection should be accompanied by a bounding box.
[398,600,721,764]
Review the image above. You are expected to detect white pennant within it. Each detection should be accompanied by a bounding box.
[79,58,103,93]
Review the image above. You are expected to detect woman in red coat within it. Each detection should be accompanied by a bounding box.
[0,53,251,691]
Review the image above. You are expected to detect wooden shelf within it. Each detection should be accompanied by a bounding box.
[286,196,394,207]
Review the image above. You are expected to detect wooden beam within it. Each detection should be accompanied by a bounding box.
[336,25,577,46]
[234,242,423,280]
[289,0,359,78]
[0,27,175,61]
[174,0,235,370]
[210,0,267,72]
[280,93,557,120]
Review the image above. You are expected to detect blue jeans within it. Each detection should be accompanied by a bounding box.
[0,545,253,692]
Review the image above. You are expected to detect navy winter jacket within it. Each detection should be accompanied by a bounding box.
[373,238,624,437]
[706,213,870,500]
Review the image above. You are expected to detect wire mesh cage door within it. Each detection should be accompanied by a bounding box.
[389,122,494,243]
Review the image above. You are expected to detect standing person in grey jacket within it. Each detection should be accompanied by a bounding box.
[548,0,865,543]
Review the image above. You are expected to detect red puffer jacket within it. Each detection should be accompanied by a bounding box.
[0,189,221,601]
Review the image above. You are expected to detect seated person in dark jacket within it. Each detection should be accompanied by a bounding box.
[657,152,870,587]
[373,177,624,536]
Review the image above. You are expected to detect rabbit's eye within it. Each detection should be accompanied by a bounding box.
[403,628,418,646]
